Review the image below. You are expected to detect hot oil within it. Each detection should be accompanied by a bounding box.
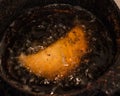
[1,4,114,95]
[18,26,88,80]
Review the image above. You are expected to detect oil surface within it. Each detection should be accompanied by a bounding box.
[19,26,88,80]
[0,4,114,95]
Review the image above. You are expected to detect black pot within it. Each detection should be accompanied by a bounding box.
[0,0,120,96]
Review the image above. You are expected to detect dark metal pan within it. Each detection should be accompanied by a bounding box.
[0,0,120,96]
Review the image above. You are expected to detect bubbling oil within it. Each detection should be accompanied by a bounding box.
[19,26,88,80]
[0,4,114,95]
